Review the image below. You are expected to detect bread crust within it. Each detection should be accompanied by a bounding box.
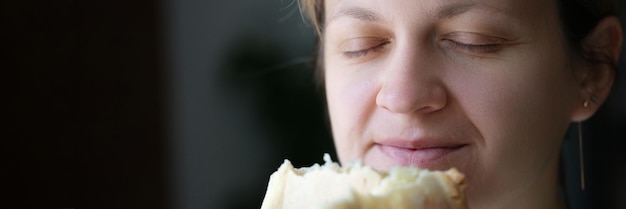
[261,154,468,209]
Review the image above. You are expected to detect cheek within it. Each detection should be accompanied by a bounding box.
[324,57,381,163]
[448,40,577,144]
[448,47,578,203]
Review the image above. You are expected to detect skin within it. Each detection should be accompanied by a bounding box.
[321,0,621,208]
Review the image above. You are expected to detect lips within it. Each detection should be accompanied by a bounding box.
[374,138,467,169]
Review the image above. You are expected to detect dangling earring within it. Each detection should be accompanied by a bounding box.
[577,121,586,191]
[579,95,598,190]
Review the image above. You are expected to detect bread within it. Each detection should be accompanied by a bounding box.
[260,154,467,209]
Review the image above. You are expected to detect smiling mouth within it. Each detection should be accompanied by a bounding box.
[376,143,467,168]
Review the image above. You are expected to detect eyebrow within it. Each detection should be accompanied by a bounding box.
[331,7,382,22]
[435,3,477,19]
[330,2,506,23]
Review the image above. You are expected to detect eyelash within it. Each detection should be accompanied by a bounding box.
[443,40,502,53]
[342,39,501,59]
[343,42,389,59]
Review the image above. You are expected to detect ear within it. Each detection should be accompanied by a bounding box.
[571,16,623,122]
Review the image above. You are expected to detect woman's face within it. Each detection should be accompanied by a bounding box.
[324,0,582,208]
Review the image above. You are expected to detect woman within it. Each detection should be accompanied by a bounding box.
[300,0,623,208]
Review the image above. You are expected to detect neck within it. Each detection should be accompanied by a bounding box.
[508,154,567,209]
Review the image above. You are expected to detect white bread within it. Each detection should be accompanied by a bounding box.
[261,154,467,209]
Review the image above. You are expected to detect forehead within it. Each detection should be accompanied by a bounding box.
[325,0,556,24]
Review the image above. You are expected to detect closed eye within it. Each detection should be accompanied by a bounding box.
[343,42,388,58]
[442,39,502,53]
[441,32,506,54]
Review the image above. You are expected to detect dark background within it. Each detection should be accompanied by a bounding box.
[5,0,625,208]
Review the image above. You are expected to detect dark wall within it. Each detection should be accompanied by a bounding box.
[6,0,169,208]
[164,1,333,208]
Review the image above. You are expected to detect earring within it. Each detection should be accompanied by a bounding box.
[578,94,599,190]
[578,122,586,191]
[578,95,598,190]
[583,95,598,108]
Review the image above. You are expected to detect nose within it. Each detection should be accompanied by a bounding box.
[375,48,447,114]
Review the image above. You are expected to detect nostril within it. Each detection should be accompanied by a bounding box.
[376,82,448,114]
[421,85,448,112]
